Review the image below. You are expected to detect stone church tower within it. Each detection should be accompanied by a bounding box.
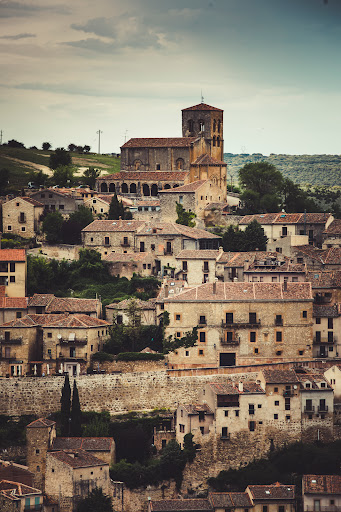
[26,418,56,491]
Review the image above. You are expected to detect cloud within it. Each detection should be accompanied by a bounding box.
[0,0,70,18]
[0,32,35,39]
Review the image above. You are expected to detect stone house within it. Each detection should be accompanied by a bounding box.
[128,198,161,221]
[106,298,156,326]
[174,249,220,286]
[51,437,115,466]
[239,212,333,249]
[26,418,57,491]
[158,180,226,227]
[27,294,102,318]
[302,474,341,512]
[45,450,110,512]
[2,196,44,238]
[209,492,253,512]
[306,270,341,305]
[312,304,341,359]
[0,297,28,324]
[0,249,26,298]
[245,483,296,512]
[292,246,341,271]
[0,480,43,512]
[103,251,155,279]
[30,188,83,217]
[176,403,214,448]
[322,218,341,249]
[148,498,213,512]
[0,313,110,377]
[324,364,341,401]
[0,460,34,488]
[84,193,132,218]
[158,281,313,369]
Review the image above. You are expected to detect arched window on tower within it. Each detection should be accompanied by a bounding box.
[176,158,184,170]
[199,120,205,132]
[121,183,128,193]
[213,120,216,132]
[100,183,108,192]
[213,136,216,147]
[217,136,220,147]
[188,120,194,133]
[130,183,137,193]
[151,184,158,196]
[143,184,150,196]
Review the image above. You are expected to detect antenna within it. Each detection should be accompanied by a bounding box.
[201,90,204,103]
[96,130,102,154]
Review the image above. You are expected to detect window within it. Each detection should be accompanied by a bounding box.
[7,225,12,231]
[297,257,303,263]
[276,331,282,342]
[199,315,206,324]
[104,236,110,245]
[272,276,278,282]
[249,312,257,323]
[203,261,209,271]
[59,204,64,210]
[302,310,307,318]
[203,274,208,283]
[117,315,123,325]
[249,404,255,415]
[279,507,285,512]
[282,227,287,236]
[254,348,259,354]
[199,349,204,355]
[156,164,161,170]
[299,350,304,355]
[185,351,189,357]
[285,398,290,410]
[221,426,228,438]
[182,261,188,271]
[250,332,256,342]
[10,263,15,272]
[36,449,40,454]
[47,332,52,338]
[275,401,279,406]
[176,332,181,338]
[199,331,206,343]
[226,312,233,323]
[10,276,15,282]
[151,244,155,251]
[182,273,187,281]
[176,314,181,321]
[328,318,333,329]
[275,314,282,326]
[263,506,268,512]
[249,421,255,431]
[315,317,321,324]
[21,226,26,232]
[140,242,145,252]
[16,311,22,319]
[276,350,282,356]
[274,387,278,392]
[274,414,278,419]
[235,410,239,417]
[224,410,228,417]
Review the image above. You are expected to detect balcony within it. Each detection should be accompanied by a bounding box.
[220,337,240,345]
[283,389,296,397]
[222,319,261,329]
[0,337,23,345]
[275,319,283,326]
[313,336,337,345]
[59,338,87,345]
[120,240,130,247]
[304,405,315,413]
[318,405,329,413]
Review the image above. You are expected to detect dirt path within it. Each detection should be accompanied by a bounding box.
[5,156,53,176]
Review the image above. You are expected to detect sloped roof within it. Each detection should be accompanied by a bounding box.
[6,196,43,207]
[0,297,28,309]
[28,294,55,307]
[181,404,214,415]
[209,381,265,396]
[159,180,207,193]
[239,213,331,226]
[48,449,107,468]
[27,418,56,428]
[324,219,341,235]
[28,294,100,314]
[0,249,26,262]
[191,154,226,166]
[0,480,41,497]
[122,138,197,149]
[136,222,220,240]
[209,492,252,508]
[303,475,341,494]
[82,219,145,232]
[52,437,114,452]
[247,483,295,500]
[149,499,212,511]
[176,250,220,260]
[313,304,339,318]
[1,313,109,328]
[216,251,280,266]
[261,370,299,384]
[106,298,155,311]
[97,171,188,181]
[182,103,223,112]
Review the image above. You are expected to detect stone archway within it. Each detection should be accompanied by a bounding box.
[130,183,137,193]
[143,184,150,196]
[121,183,128,193]
[100,183,108,192]
[151,184,158,196]
[109,183,116,192]
[164,184,171,189]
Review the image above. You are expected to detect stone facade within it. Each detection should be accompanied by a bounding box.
[30,188,82,217]
[26,418,56,491]
[97,171,189,196]
[0,249,26,298]
[2,196,44,238]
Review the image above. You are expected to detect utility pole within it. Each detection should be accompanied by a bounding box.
[0,130,3,145]
[96,130,102,154]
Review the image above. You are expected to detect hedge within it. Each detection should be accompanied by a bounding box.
[116,352,165,361]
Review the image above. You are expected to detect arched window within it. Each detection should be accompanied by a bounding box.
[218,120,221,132]
[143,184,150,196]
[134,160,142,171]
[100,183,108,192]
[130,183,137,193]
[121,183,128,193]
[217,136,220,147]
[173,184,179,188]
[199,120,205,132]
[213,120,216,132]
[151,184,158,196]
[188,120,194,133]
[176,158,184,170]
[109,183,115,192]
[213,136,216,147]
[164,184,171,189]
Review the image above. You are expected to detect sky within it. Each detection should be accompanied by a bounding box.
[1,0,341,155]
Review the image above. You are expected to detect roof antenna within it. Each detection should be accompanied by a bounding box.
[201,90,204,104]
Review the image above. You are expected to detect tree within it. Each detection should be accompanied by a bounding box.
[160,440,186,489]
[0,168,10,195]
[83,167,101,190]
[49,148,72,170]
[83,145,91,153]
[52,165,74,187]
[183,433,196,463]
[108,193,132,220]
[242,220,268,251]
[239,162,283,213]
[221,225,246,252]
[68,143,77,152]
[60,374,71,436]
[7,139,25,148]
[42,142,51,151]
[163,327,198,354]
[76,488,113,512]
[175,203,196,227]
[70,380,82,436]
[62,206,93,244]
[42,211,63,244]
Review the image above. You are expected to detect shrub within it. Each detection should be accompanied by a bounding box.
[91,352,115,362]
[116,352,164,361]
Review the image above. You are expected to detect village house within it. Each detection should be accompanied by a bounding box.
[306,270,341,305]
[245,483,296,512]
[29,188,83,217]
[209,492,253,512]
[324,364,341,401]
[103,251,155,279]
[0,312,110,377]
[0,296,28,324]
[302,474,341,512]
[2,196,44,238]
[27,294,102,318]
[0,460,34,488]
[158,281,313,369]
[127,198,161,221]
[174,249,220,286]
[84,193,132,218]
[322,218,341,249]
[176,403,214,447]
[106,297,156,326]
[292,246,341,271]
[0,249,26,298]
[0,480,43,512]
[312,303,340,359]
[50,437,115,466]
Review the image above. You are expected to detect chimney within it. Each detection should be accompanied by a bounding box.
[164,285,169,298]
[212,281,216,294]
[238,382,243,392]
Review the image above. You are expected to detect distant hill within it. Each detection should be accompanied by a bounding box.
[224,153,341,188]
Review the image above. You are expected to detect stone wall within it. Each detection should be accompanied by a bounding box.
[94,359,166,374]
[27,244,81,261]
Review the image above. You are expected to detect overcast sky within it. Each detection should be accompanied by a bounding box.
[1,0,340,155]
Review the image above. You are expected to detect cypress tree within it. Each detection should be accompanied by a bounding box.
[60,374,71,436]
[71,380,82,436]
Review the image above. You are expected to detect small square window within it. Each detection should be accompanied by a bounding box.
[274,387,278,392]
[258,404,262,408]
[254,348,259,354]
[47,332,52,338]
[235,410,239,417]
[10,276,15,282]
[276,350,282,356]
[274,414,278,419]
[302,310,307,318]
[275,401,279,406]
[176,332,181,338]
[21,227,26,232]
[7,225,12,231]
[16,312,22,318]
[36,449,40,454]
[286,416,291,421]
[198,349,204,355]
[299,350,304,355]
[176,314,181,321]
[224,411,228,417]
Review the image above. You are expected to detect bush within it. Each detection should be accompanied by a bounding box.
[116,352,164,361]
[91,352,115,362]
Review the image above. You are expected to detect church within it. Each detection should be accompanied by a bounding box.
[97,102,227,200]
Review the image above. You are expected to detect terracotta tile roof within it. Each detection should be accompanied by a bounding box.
[209,492,252,508]
[191,154,227,166]
[6,196,43,207]
[209,381,265,395]
[0,297,28,309]
[181,404,214,415]
[161,282,312,303]
[97,171,188,181]
[106,298,156,310]
[52,437,114,452]
[293,245,325,263]
[30,188,75,199]
[323,247,341,265]
[261,370,299,384]
[216,251,280,266]
[297,374,331,390]
[0,480,41,497]
[48,449,107,468]
[247,483,295,501]
[27,418,56,428]
[0,249,26,262]
[239,213,282,225]
[182,103,223,112]
[176,250,220,260]
[204,202,229,211]
[28,294,55,307]
[313,304,339,318]
[324,219,341,235]
[1,313,109,328]
[136,222,221,240]
[239,213,331,226]
[45,297,100,314]
[149,499,212,511]
[246,261,305,273]
[159,180,207,193]
[303,475,341,494]
[121,138,197,149]
[82,220,145,232]
[103,252,151,263]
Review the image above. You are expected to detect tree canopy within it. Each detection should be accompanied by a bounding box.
[175,203,196,227]
[82,167,101,190]
[219,221,268,252]
[76,488,113,512]
[49,148,72,170]
[42,211,64,244]
[108,193,132,220]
